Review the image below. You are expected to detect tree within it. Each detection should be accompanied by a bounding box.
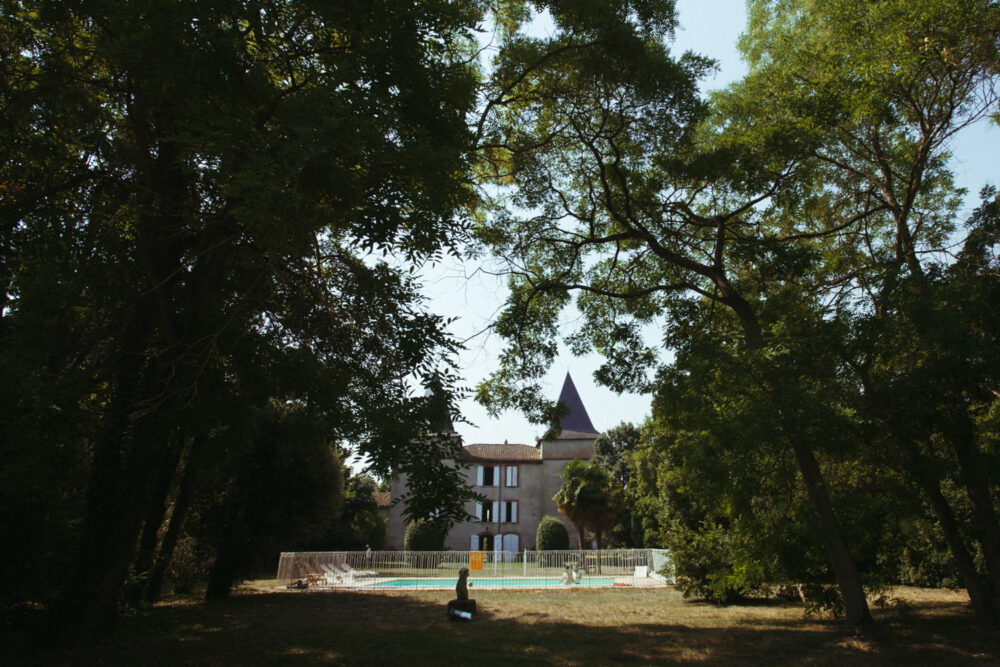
[843,190,1000,625]
[475,0,1000,633]
[627,319,916,607]
[593,423,640,490]
[592,422,643,546]
[475,0,877,631]
[320,474,388,552]
[404,519,447,552]
[554,460,624,550]
[203,403,345,599]
[536,515,571,551]
[726,0,1000,626]
[2,0,485,638]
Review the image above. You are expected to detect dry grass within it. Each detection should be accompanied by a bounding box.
[12,584,999,665]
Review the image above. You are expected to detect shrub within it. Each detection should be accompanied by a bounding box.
[165,535,213,595]
[536,515,570,550]
[668,521,768,603]
[404,518,446,551]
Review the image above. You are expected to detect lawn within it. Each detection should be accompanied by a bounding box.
[12,584,998,665]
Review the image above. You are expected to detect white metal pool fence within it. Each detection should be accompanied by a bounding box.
[276,548,674,590]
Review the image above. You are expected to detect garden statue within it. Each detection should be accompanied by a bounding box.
[447,567,476,620]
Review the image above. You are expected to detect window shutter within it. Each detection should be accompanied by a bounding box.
[475,502,482,521]
[510,466,518,486]
[493,466,500,486]
[471,535,478,550]
[492,501,499,522]
[477,466,484,486]
[511,502,517,523]
[495,533,502,551]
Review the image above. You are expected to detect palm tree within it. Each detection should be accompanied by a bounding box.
[554,460,625,573]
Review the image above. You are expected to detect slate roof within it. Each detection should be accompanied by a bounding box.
[456,443,543,462]
[553,372,600,436]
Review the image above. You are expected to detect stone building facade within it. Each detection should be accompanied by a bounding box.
[385,373,600,551]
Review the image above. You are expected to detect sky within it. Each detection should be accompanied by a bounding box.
[400,1,997,452]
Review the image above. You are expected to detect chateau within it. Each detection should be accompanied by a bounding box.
[385,373,601,551]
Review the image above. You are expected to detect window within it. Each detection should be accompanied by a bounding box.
[505,465,518,487]
[477,465,500,487]
[476,502,494,522]
[501,500,518,523]
[471,534,494,551]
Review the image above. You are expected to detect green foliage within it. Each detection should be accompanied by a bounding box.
[593,423,644,546]
[163,536,213,596]
[535,515,570,551]
[404,519,447,552]
[669,522,769,604]
[592,423,641,489]
[318,474,387,551]
[554,460,625,549]
[1,0,487,631]
[475,0,1000,631]
[203,403,345,598]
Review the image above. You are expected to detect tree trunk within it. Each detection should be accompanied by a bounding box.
[950,418,1000,604]
[785,436,874,634]
[732,301,874,635]
[573,522,585,550]
[127,438,185,607]
[145,445,200,604]
[911,462,998,629]
[205,550,237,600]
[54,300,162,641]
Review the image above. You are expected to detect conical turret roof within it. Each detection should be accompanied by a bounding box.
[553,372,599,436]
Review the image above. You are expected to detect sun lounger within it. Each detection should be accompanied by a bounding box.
[320,563,348,585]
[336,561,376,578]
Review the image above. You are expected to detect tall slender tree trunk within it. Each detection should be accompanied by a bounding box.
[727,293,873,634]
[54,298,162,641]
[127,437,185,607]
[949,414,1000,605]
[145,442,201,604]
[907,452,997,629]
[783,426,874,633]
[900,239,1000,615]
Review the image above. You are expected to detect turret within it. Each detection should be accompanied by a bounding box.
[539,372,600,460]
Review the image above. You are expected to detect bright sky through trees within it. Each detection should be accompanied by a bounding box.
[412,0,997,450]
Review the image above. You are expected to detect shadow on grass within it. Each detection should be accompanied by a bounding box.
[13,590,999,666]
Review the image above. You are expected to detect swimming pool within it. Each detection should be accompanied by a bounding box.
[364,577,621,589]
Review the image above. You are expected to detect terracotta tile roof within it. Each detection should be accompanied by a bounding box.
[456,443,543,462]
[373,491,391,509]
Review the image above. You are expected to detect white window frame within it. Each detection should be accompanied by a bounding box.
[477,465,500,487]
[477,501,494,523]
[505,465,518,487]
[501,500,518,523]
